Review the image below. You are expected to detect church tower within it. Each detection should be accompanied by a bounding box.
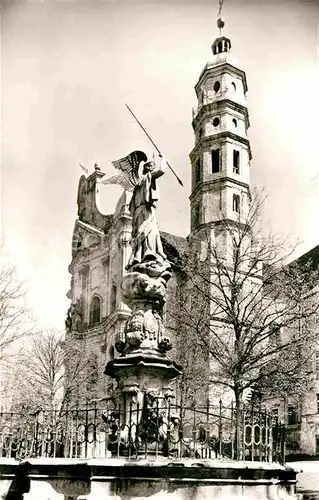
[190,18,251,244]
[187,18,256,405]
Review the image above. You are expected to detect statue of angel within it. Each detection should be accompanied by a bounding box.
[101,151,168,270]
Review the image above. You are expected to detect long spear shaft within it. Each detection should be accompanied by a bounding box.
[125,104,183,187]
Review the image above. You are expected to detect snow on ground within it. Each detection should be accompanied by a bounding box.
[287,462,319,491]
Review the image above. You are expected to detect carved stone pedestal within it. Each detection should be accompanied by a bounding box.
[104,262,182,457]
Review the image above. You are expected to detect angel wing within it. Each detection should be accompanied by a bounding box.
[100,150,148,191]
[100,173,135,192]
[112,150,148,187]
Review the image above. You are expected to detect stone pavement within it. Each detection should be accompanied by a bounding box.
[287,461,319,500]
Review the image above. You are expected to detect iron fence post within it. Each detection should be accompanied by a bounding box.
[230,401,234,460]
[128,400,133,459]
[33,411,39,458]
[93,401,97,459]
[116,404,121,459]
[218,399,222,459]
[155,398,159,458]
[136,401,140,459]
[251,401,254,462]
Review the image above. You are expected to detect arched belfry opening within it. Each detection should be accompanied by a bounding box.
[212,36,231,55]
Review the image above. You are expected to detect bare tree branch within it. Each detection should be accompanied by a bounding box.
[171,190,319,413]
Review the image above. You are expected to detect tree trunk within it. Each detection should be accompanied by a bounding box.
[234,385,243,460]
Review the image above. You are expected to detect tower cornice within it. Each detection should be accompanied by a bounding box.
[192,99,250,130]
[195,62,248,96]
[190,132,252,161]
[189,177,250,202]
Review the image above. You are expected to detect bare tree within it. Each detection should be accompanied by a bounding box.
[175,328,209,410]
[10,329,106,413]
[173,192,319,457]
[0,251,33,361]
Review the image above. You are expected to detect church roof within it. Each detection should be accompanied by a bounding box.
[160,231,188,271]
[292,245,319,272]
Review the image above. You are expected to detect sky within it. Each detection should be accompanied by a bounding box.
[1,0,319,330]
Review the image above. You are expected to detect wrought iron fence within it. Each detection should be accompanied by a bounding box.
[0,401,285,463]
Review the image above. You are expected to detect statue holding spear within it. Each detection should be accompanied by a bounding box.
[101,105,183,278]
[103,107,183,435]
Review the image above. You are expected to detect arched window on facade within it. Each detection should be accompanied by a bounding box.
[89,295,101,326]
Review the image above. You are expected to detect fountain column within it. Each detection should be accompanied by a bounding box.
[104,151,182,455]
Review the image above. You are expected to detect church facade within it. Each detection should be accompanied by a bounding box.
[65,21,319,457]
[66,165,187,401]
